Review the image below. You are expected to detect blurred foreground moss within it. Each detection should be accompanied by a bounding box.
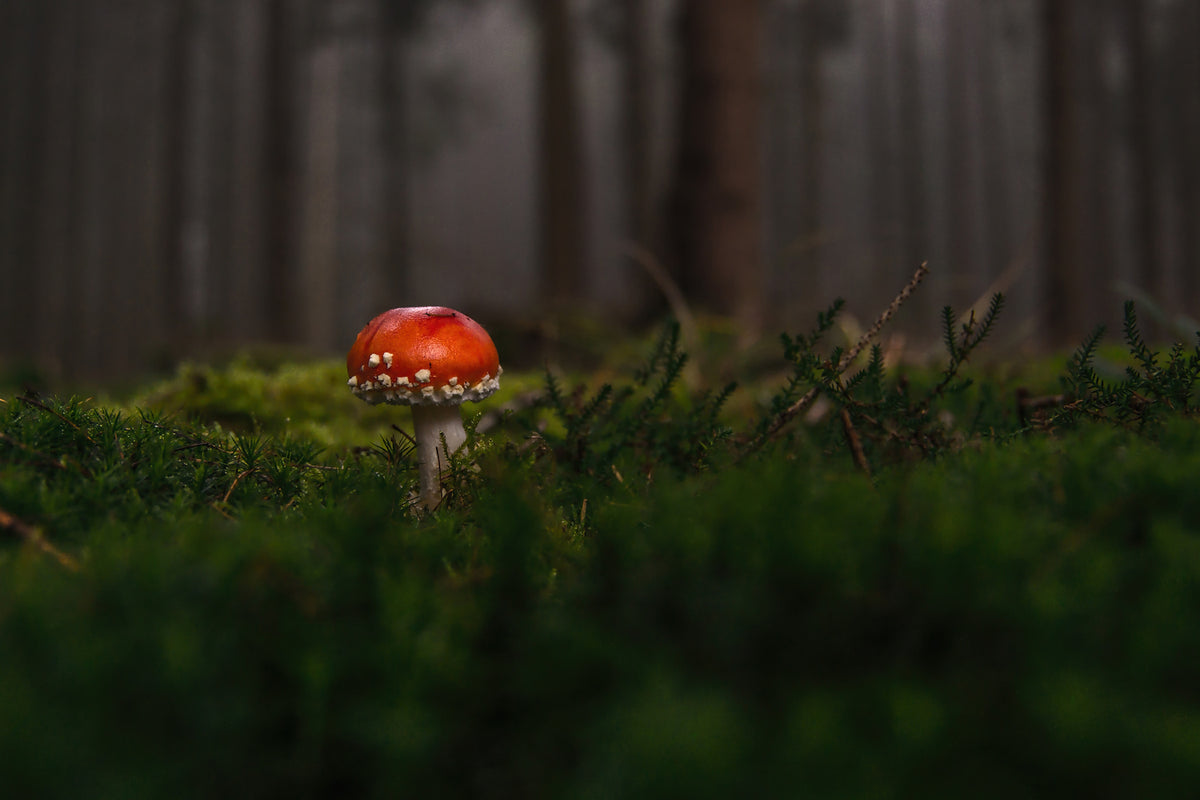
[3,375,1200,796]
[3,298,1199,796]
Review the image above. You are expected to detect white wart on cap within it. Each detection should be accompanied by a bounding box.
[347,306,502,406]
[347,306,502,510]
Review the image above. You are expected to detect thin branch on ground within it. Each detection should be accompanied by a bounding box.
[764,262,930,442]
[0,506,80,572]
[18,394,97,445]
[840,408,871,477]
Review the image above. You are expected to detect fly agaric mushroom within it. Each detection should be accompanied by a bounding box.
[347,306,502,509]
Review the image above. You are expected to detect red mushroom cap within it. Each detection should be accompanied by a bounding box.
[347,306,502,406]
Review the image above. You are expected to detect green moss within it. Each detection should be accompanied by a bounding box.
[3,307,1200,796]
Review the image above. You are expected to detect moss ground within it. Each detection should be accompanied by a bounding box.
[2,318,1199,797]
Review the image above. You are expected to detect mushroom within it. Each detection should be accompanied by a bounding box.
[347,306,502,509]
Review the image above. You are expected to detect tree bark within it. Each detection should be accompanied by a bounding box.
[669,0,764,335]
[31,0,84,377]
[1121,0,1162,308]
[621,0,653,249]
[1177,1,1200,311]
[894,0,929,301]
[333,0,388,341]
[620,0,660,318]
[536,0,588,307]
[378,0,410,310]
[864,0,897,300]
[943,0,978,307]
[795,0,826,311]
[0,1,42,365]
[1041,0,1084,344]
[262,0,300,342]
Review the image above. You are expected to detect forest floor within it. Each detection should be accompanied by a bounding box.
[2,299,1200,798]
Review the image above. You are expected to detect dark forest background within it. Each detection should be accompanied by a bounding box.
[2,0,1198,381]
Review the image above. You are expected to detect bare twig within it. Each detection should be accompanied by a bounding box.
[623,242,700,350]
[0,431,93,479]
[0,431,68,471]
[623,242,701,388]
[1016,388,1066,428]
[392,423,416,447]
[0,506,80,572]
[222,468,256,504]
[838,261,930,370]
[17,394,97,445]
[765,262,931,442]
[840,408,871,477]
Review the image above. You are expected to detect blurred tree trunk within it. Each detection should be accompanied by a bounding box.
[73,0,108,372]
[620,0,659,317]
[669,0,764,335]
[895,0,928,287]
[1175,2,1200,311]
[621,0,653,250]
[1077,5,1113,328]
[378,0,410,310]
[976,2,1014,294]
[536,0,588,306]
[30,0,84,377]
[298,32,340,351]
[794,0,830,313]
[0,1,42,365]
[863,0,891,252]
[333,0,388,341]
[77,0,153,374]
[130,0,179,372]
[1121,0,1162,307]
[199,0,237,344]
[228,0,270,343]
[943,0,978,307]
[1041,0,1084,344]
[261,0,301,342]
[160,0,190,348]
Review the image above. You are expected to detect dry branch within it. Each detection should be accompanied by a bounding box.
[0,506,80,572]
[840,408,871,477]
[765,262,930,441]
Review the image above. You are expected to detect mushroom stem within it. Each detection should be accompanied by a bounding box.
[410,403,468,509]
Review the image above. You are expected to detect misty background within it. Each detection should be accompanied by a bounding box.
[2,0,1198,382]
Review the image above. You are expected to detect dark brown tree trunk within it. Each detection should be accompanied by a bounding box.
[943,0,978,307]
[160,0,191,352]
[621,0,653,251]
[30,0,84,378]
[262,0,300,342]
[203,0,237,345]
[227,0,270,342]
[669,0,764,334]
[0,1,43,365]
[1077,4,1113,330]
[333,0,388,341]
[378,0,409,310]
[864,0,895,298]
[536,0,588,306]
[1041,0,1084,344]
[128,0,179,373]
[895,0,928,288]
[1121,0,1162,308]
[977,3,1014,293]
[1177,2,1200,311]
[795,0,825,309]
[620,0,660,318]
[298,22,341,351]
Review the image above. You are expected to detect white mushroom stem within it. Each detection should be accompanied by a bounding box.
[410,403,468,509]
